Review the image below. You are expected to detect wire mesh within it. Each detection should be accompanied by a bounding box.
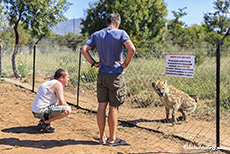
[1,41,230,152]
[76,45,230,152]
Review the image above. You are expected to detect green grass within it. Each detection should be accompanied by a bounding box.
[1,45,230,111]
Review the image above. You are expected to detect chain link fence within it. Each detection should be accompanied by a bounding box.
[0,40,81,103]
[0,40,230,152]
[76,43,230,152]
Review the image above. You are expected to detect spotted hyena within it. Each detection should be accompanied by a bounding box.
[152,80,197,125]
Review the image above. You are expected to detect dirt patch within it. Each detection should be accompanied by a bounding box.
[0,78,228,154]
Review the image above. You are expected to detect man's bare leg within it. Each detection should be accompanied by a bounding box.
[45,109,71,124]
[108,105,118,143]
[97,102,108,143]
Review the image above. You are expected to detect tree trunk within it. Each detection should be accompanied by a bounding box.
[12,47,20,78]
[12,24,20,78]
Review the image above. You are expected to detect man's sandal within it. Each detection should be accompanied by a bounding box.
[43,123,56,133]
[108,138,126,146]
[38,119,45,128]
[99,138,109,145]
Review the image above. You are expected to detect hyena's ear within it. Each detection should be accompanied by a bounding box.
[164,80,167,85]
[152,82,156,87]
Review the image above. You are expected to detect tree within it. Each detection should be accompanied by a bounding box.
[187,25,205,48]
[204,31,222,56]
[50,33,66,47]
[0,0,71,77]
[81,0,167,45]
[204,31,222,46]
[167,8,206,49]
[0,5,7,43]
[167,7,187,46]
[203,0,230,34]
[64,32,85,51]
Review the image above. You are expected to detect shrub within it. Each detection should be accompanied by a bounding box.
[17,59,31,77]
[81,66,97,83]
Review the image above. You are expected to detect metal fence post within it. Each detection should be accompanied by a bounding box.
[216,43,220,148]
[216,27,230,148]
[32,44,36,92]
[32,34,45,92]
[0,44,1,76]
[76,49,82,108]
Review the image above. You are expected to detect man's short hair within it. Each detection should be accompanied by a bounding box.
[107,13,121,26]
[54,69,67,79]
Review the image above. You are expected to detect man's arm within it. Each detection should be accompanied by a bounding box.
[52,82,68,106]
[80,44,101,68]
[118,39,136,69]
[80,44,94,65]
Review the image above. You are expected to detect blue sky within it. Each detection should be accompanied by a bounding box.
[65,0,216,26]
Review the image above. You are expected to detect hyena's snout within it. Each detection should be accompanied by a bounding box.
[152,82,164,97]
[157,89,164,97]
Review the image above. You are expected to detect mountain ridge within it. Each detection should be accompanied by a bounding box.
[52,18,82,35]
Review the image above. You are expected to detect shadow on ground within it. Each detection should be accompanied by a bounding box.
[120,116,184,127]
[0,137,98,149]
[2,126,45,134]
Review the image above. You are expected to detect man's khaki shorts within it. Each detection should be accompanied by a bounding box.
[33,104,71,119]
[97,72,126,107]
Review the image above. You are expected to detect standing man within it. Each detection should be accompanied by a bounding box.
[81,13,136,146]
[32,69,71,133]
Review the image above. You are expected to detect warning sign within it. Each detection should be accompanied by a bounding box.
[166,55,195,78]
